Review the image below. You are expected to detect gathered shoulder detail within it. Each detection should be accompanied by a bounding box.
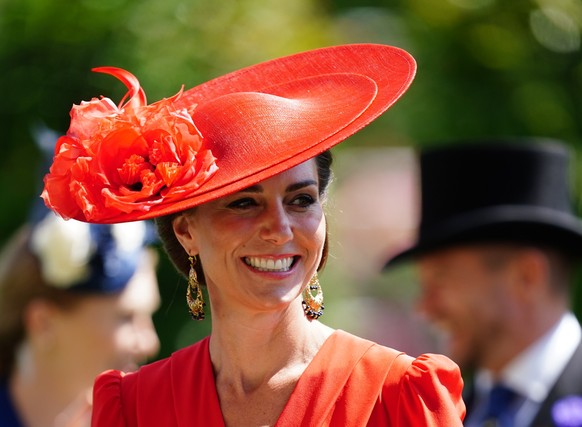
[92,338,217,427]
[388,353,466,426]
[92,369,137,427]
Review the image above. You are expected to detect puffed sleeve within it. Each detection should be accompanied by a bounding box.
[91,370,137,427]
[389,353,466,426]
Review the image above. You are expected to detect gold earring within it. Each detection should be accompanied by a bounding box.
[302,273,324,319]
[187,255,205,320]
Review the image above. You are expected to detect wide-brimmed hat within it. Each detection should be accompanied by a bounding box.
[385,138,582,266]
[41,43,416,224]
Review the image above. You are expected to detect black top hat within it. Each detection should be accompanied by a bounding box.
[385,138,582,266]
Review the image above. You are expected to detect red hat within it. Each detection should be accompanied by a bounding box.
[42,43,416,224]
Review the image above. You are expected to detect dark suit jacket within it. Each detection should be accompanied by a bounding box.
[464,341,582,426]
[531,341,582,426]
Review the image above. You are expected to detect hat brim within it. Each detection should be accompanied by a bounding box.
[42,44,415,224]
[384,205,582,267]
[135,44,416,221]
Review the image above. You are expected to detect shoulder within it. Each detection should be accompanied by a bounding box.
[317,332,465,425]
[92,339,209,427]
[328,331,463,388]
[402,353,465,386]
[92,370,134,427]
[93,351,174,400]
[92,359,173,427]
[328,330,402,360]
[350,335,464,400]
[381,352,466,425]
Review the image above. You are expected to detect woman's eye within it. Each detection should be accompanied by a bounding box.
[291,194,316,208]
[227,197,257,209]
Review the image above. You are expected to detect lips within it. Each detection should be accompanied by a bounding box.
[244,256,295,272]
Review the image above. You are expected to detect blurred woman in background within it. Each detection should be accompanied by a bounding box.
[0,201,161,427]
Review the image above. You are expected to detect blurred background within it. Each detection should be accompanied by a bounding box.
[1,0,581,360]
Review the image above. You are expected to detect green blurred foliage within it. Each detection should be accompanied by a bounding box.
[329,0,582,144]
[1,0,582,359]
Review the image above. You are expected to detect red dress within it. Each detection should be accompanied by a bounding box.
[92,330,465,426]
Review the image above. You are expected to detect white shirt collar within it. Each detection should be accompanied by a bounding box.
[476,312,581,403]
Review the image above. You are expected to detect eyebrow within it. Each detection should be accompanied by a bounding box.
[241,179,318,194]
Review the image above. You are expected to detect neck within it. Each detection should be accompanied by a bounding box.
[484,305,566,377]
[10,343,91,427]
[209,300,333,396]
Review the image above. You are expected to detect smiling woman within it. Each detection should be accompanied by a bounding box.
[169,160,326,326]
[41,44,465,426]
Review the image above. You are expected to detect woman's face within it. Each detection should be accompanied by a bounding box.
[176,159,326,317]
[49,251,161,380]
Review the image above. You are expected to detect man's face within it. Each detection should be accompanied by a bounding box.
[416,245,517,371]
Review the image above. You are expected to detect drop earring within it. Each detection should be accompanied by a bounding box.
[302,273,324,319]
[187,255,205,320]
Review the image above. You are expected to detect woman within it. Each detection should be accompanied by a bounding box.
[41,44,466,426]
[0,202,160,427]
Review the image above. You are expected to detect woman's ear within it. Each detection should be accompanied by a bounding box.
[23,299,58,349]
[172,214,199,255]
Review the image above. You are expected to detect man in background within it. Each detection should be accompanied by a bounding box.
[386,139,582,426]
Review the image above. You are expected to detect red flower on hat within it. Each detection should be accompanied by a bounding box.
[41,67,218,222]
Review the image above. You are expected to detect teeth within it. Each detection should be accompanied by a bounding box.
[245,257,294,272]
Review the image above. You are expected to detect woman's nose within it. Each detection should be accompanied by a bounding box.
[259,203,293,244]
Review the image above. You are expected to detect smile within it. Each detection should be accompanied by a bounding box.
[244,256,295,272]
